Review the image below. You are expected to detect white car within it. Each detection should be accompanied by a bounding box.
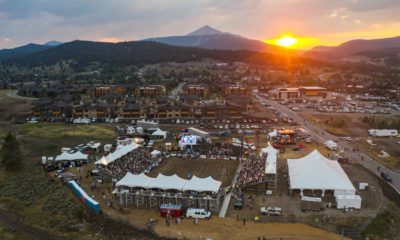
[344,136,353,141]
[260,207,282,216]
[236,124,241,129]
[186,208,211,219]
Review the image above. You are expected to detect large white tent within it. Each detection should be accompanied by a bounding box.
[55,151,88,161]
[287,149,356,196]
[95,143,140,166]
[116,173,222,193]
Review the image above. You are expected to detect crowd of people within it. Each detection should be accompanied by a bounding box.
[236,154,266,187]
[107,149,158,178]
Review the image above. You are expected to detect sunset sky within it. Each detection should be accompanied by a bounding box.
[0,0,399,50]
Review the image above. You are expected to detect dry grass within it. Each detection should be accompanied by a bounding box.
[18,123,116,139]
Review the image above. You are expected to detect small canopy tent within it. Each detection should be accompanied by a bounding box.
[151,149,161,156]
[268,129,278,138]
[152,129,167,139]
[55,151,88,161]
[287,149,356,197]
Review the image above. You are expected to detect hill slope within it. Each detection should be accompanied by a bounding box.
[0,43,53,60]
[1,40,285,67]
[304,36,400,60]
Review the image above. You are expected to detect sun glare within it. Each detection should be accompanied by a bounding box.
[276,36,298,48]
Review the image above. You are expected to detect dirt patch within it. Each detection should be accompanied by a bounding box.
[0,90,32,123]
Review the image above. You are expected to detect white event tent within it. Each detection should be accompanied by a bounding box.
[287,149,356,197]
[152,129,167,139]
[116,173,222,193]
[150,149,161,156]
[260,143,279,175]
[268,129,278,138]
[55,151,88,162]
[95,142,140,166]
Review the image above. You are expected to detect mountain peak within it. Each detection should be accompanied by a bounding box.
[44,41,63,46]
[187,25,223,36]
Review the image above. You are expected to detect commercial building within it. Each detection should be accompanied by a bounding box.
[271,86,329,100]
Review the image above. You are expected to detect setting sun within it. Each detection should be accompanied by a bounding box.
[265,35,322,50]
[276,36,298,48]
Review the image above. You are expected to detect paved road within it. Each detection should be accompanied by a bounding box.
[259,95,400,193]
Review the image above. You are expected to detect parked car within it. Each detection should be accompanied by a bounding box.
[260,207,282,216]
[234,197,243,210]
[381,172,392,182]
[186,208,211,219]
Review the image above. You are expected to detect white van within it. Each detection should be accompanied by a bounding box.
[186,208,211,219]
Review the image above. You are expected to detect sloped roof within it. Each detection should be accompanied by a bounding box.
[260,143,278,174]
[95,143,140,166]
[287,150,355,192]
[55,151,88,161]
[181,176,221,193]
[148,174,188,191]
[116,173,222,193]
[115,172,153,188]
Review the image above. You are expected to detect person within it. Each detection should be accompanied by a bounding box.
[243,218,246,226]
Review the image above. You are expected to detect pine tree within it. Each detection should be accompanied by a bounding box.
[0,132,22,171]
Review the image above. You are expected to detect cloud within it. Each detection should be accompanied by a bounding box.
[0,0,399,49]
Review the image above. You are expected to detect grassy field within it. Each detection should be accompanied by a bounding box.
[363,203,400,240]
[148,157,239,187]
[18,123,117,139]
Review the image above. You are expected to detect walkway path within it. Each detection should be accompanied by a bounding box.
[219,163,242,218]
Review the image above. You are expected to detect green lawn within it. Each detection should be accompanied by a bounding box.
[18,123,116,139]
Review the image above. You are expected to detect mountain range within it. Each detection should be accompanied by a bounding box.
[0,25,398,66]
[303,36,400,61]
